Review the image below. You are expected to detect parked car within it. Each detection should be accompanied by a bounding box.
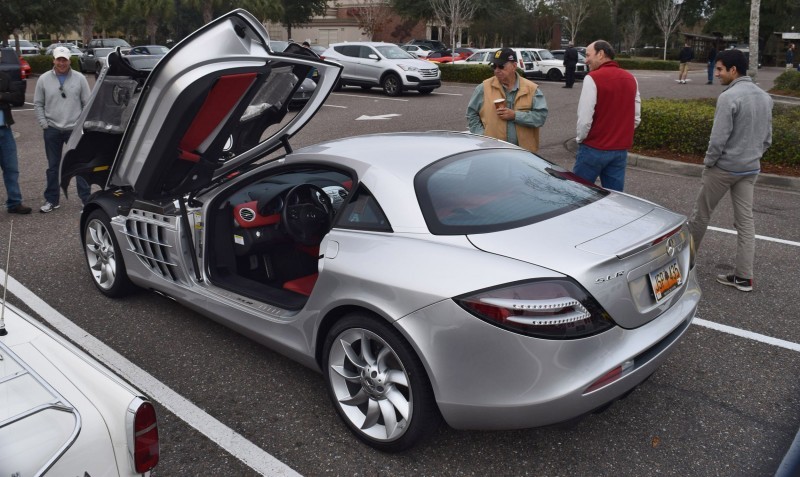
[452,48,495,65]
[0,47,26,105]
[0,301,159,475]
[87,38,131,50]
[78,47,114,75]
[61,9,700,453]
[548,49,589,80]
[405,39,448,52]
[19,57,31,80]
[400,44,431,58]
[45,43,84,57]
[269,40,320,102]
[454,47,478,58]
[425,50,460,63]
[7,39,39,55]
[321,41,441,96]
[519,48,588,81]
[127,45,169,56]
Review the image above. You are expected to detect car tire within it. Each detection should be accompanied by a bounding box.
[381,73,402,97]
[322,312,440,452]
[547,68,563,81]
[418,88,434,95]
[83,209,134,297]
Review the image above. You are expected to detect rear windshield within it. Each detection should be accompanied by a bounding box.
[415,149,608,235]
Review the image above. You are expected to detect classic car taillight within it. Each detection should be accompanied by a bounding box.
[456,279,615,339]
[129,399,159,472]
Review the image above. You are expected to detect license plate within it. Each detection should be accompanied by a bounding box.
[648,258,682,302]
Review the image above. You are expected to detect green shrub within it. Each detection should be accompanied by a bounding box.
[22,55,80,75]
[771,70,800,92]
[616,58,679,70]
[634,98,799,167]
[438,63,495,83]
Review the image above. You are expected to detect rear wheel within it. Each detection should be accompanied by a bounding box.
[323,312,440,452]
[381,74,402,96]
[418,88,434,95]
[83,209,134,297]
[547,68,563,81]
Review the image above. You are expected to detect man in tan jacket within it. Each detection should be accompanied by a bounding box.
[466,48,548,152]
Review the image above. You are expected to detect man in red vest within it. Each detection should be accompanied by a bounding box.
[573,40,641,191]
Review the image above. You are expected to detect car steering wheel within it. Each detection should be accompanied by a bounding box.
[282,184,334,246]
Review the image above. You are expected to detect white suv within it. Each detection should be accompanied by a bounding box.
[321,42,441,96]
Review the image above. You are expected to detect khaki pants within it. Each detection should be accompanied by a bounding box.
[688,166,758,279]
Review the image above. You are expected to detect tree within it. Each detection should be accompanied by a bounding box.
[429,0,478,48]
[124,0,175,44]
[1,0,82,51]
[79,0,119,47]
[557,0,592,45]
[350,0,395,40]
[653,0,681,60]
[748,0,761,79]
[621,11,643,52]
[278,0,327,40]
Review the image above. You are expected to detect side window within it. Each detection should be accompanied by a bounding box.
[338,45,360,57]
[532,52,541,62]
[359,46,376,59]
[338,185,392,232]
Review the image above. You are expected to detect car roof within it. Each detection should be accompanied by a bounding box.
[329,41,397,47]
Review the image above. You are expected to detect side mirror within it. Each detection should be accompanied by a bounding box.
[368,54,379,60]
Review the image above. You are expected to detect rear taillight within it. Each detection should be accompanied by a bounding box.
[456,279,615,339]
[127,399,159,473]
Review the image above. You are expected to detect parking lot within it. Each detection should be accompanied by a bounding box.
[3,65,799,476]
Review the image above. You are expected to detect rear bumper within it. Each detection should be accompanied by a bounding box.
[395,268,701,430]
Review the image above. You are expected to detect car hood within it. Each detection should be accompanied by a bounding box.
[61,9,341,202]
[393,58,438,69]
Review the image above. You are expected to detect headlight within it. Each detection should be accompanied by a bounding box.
[456,279,615,340]
[398,64,419,72]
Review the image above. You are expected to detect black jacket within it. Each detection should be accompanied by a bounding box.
[563,47,579,68]
[679,46,694,63]
[0,71,23,127]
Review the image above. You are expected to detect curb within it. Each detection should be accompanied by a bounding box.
[628,153,800,192]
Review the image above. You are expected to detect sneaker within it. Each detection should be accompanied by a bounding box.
[716,274,753,292]
[7,204,32,214]
[39,202,60,213]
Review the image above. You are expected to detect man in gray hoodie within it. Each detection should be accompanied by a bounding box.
[688,48,773,292]
[34,46,91,213]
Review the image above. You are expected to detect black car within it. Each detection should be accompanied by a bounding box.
[0,48,26,106]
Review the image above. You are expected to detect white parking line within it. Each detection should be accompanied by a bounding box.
[694,318,800,352]
[710,226,800,247]
[0,270,301,477]
[331,92,409,102]
[432,91,463,96]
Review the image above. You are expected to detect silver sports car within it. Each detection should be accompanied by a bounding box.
[61,10,701,452]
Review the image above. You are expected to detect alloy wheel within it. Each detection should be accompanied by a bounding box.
[85,217,118,291]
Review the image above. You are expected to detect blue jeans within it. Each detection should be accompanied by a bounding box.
[573,143,628,191]
[707,60,714,83]
[44,127,90,205]
[0,126,24,209]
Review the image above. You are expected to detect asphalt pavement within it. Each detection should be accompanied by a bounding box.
[3,64,799,476]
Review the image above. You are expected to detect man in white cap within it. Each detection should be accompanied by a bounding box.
[33,45,91,213]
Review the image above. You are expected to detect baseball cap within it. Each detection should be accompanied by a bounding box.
[490,48,517,67]
[53,46,71,60]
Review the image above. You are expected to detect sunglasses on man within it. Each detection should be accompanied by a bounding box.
[490,62,511,70]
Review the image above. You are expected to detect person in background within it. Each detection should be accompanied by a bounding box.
[786,43,795,70]
[687,49,773,293]
[678,41,694,84]
[0,54,32,214]
[33,46,91,213]
[563,43,579,89]
[302,41,310,48]
[465,48,548,153]
[706,44,717,84]
[573,40,640,192]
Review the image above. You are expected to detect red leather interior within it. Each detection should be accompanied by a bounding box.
[179,73,257,162]
[233,201,280,228]
[283,273,319,296]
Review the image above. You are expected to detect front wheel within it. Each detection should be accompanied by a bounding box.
[381,74,402,97]
[323,313,440,452]
[83,209,134,297]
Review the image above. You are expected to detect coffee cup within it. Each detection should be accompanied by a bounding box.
[493,98,505,110]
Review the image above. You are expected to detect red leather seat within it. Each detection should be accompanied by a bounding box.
[283,273,318,296]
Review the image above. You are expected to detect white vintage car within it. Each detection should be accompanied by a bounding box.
[0,302,159,476]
